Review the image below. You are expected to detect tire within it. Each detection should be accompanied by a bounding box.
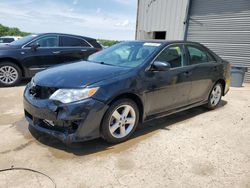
[0,62,22,87]
[206,82,223,110]
[101,98,139,144]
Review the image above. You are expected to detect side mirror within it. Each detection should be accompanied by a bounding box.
[151,61,171,71]
[31,43,40,51]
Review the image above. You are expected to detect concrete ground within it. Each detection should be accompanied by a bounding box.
[0,82,249,188]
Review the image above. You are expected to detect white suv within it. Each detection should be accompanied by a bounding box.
[0,36,22,46]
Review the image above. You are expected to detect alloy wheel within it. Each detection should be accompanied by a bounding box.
[109,104,136,139]
[210,84,222,107]
[0,65,18,84]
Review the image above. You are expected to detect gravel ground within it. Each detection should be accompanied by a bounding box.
[0,82,249,188]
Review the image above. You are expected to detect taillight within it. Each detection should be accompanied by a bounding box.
[96,48,102,51]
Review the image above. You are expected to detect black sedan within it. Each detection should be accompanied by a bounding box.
[0,33,102,86]
[23,41,231,144]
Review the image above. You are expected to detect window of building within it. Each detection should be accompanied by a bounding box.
[154,31,166,40]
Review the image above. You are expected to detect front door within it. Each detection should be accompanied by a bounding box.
[144,44,193,116]
[21,35,61,75]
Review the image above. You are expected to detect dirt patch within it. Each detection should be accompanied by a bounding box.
[13,140,34,152]
[13,118,32,140]
[191,161,215,176]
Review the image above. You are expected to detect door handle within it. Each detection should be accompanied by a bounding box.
[183,71,192,76]
[52,51,61,54]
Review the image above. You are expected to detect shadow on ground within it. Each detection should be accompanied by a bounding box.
[0,78,30,88]
[28,100,227,156]
[18,79,30,86]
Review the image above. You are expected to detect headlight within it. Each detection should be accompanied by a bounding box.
[49,87,99,103]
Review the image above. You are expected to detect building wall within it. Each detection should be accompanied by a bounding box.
[136,0,250,82]
[187,0,250,82]
[136,0,189,40]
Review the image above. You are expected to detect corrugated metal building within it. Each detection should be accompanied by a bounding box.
[136,0,250,82]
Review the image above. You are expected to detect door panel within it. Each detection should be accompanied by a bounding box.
[59,47,96,63]
[20,34,61,75]
[21,48,61,73]
[144,66,193,116]
[188,63,217,103]
[143,44,192,116]
[186,44,220,103]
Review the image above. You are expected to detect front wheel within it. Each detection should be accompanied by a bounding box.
[206,83,223,110]
[101,99,139,144]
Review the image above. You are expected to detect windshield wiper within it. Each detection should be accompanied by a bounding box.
[99,62,114,66]
[89,60,115,66]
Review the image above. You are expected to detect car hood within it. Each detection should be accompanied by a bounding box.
[33,61,132,88]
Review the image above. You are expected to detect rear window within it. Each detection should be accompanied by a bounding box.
[88,39,102,49]
[60,36,90,47]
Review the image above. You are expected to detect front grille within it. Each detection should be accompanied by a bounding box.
[25,110,33,120]
[41,119,79,134]
[29,85,57,99]
[25,110,79,134]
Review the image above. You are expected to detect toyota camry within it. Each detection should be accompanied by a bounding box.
[23,41,230,144]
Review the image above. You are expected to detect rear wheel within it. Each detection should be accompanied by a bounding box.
[206,83,223,110]
[101,99,139,143]
[0,62,21,87]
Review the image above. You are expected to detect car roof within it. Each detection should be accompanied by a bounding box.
[128,40,202,46]
[36,33,96,41]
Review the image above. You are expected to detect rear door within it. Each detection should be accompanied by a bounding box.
[185,44,220,104]
[144,44,193,116]
[59,35,97,63]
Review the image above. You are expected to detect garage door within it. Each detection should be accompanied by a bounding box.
[187,0,250,82]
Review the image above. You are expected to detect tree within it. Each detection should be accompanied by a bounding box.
[0,24,30,37]
[0,23,120,46]
[98,39,120,47]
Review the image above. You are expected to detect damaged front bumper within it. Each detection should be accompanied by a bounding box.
[23,85,108,144]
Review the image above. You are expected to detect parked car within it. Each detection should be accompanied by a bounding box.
[0,33,102,86]
[0,36,22,46]
[23,41,231,144]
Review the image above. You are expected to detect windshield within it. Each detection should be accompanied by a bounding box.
[10,34,37,46]
[88,41,162,68]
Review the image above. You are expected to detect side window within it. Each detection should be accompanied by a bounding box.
[187,45,212,65]
[29,35,58,47]
[207,51,216,62]
[155,45,184,68]
[60,36,90,47]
